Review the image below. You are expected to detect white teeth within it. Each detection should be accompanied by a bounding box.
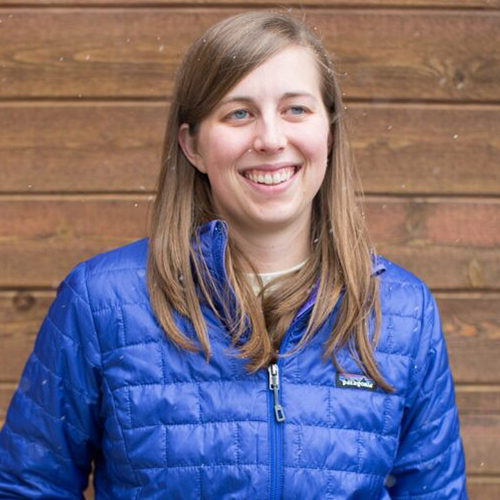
[244,166,296,186]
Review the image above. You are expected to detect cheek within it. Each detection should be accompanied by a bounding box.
[202,129,250,170]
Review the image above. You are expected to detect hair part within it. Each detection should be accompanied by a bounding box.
[147,10,393,392]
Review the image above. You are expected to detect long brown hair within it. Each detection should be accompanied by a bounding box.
[147,11,393,392]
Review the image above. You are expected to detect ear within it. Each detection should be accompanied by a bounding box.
[178,123,207,173]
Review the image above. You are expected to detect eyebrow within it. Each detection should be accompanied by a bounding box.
[219,92,317,106]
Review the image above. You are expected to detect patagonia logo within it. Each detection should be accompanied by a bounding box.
[336,372,377,392]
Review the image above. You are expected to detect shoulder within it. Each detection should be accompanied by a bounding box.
[375,255,431,314]
[63,237,150,312]
[373,255,438,360]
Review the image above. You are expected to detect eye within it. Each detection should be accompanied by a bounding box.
[227,109,250,120]
[286,106,308,116]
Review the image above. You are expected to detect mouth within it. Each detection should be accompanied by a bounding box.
[241,165,301,186]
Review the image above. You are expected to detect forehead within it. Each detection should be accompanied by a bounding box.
[223,45,322,100]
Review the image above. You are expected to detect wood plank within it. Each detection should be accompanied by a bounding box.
[455,386,500,413]
[437,295,500,384]
[0,291,54,382]
[0,103,164,193]
[468,477,500,500]
[0,10,499,101]
[0,197,498,289]
[462,414,500,474]
[350,103,500,195]
[0,290,498,382]
[1,103,499,195]
[1,0,499,7]
[365,198,500,289]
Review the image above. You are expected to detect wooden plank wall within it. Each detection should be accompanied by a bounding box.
[0,0,499,497]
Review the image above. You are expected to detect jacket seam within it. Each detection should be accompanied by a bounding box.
[130,462,268,471]
[403,405,456,438]
[391,433,462,473]
[283,464,384,478]
[45,314,100,370]
[123,418,268,431]
[14,389,91,441]
[83,262,144,489]
[103,377,144,488]
[31,350,98,403]
[2,419,73,465]
[86,266,146,277]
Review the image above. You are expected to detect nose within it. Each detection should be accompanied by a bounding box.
[252,115,286,154]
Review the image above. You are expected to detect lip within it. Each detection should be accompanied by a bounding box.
[239,162,302,174]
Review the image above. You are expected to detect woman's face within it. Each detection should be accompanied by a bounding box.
[179,45,332,236]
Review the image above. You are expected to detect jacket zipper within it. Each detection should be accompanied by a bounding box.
[268,362,285,500]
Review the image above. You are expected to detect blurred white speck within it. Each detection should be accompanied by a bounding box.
[439,77,447,86]
[126,38,130,43]
[456,81,465,90]
[78,94,82,98]
[134,203,138,207]
[453,134,458,139]
[401,184,406,188]
[387,125,393,131]
[85,55,91,61]
[382,204,387,209]
[42,380,47,385]
[119,355,124,360]
[28,184,33,188]
[480,462,485,467]
[139,185,145,191]
[203,38,206,43]
[59,57,64,61]
[157,36,161,41]
[159,45,165,52]
[60,416,66,421]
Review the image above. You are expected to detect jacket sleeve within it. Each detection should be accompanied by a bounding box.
[0,262,102,498]
[388,284,468,498]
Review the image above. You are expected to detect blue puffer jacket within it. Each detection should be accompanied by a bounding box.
[0,220,467,499]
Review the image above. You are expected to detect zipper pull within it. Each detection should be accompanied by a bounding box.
[268,363,286,422]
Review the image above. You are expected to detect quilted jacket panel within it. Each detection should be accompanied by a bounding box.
[0,220,467,499]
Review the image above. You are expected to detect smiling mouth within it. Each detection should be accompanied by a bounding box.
[242,165,300,186]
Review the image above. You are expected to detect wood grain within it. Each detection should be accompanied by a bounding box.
[1,102,498,195]
[1,0,499,7]
[0,10,499,101]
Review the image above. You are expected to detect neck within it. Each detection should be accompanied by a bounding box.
[228,217,311,274]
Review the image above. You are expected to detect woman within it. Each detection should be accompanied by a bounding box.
[0,11,467,499]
